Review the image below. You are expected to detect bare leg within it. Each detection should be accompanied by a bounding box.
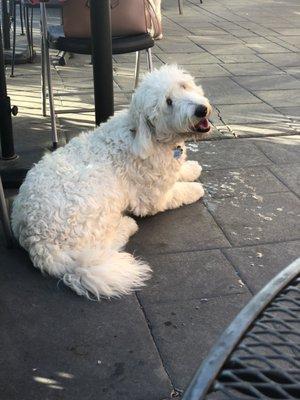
[178,160,202,182]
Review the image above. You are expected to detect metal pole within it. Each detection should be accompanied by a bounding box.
[89,0,114,125]
[1,0,11,50]
[0,20,16,159]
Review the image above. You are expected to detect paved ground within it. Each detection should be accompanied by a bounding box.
[0,0,299,399]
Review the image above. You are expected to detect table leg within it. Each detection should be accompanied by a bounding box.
[0,21,17,160]
[1,0,11,50]
[89,0,114,126]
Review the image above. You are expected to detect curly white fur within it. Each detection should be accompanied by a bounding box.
[11,65,212,299]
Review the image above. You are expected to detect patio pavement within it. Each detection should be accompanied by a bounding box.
[0,0,300,399]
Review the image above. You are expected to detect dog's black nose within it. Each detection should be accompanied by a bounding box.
[194,105,208,118]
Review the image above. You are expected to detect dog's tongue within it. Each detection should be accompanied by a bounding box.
[196,118,209,130]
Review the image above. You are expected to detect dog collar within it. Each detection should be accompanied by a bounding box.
[173,145,183,159]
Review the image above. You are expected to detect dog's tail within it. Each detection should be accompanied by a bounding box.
[29,244,152,299]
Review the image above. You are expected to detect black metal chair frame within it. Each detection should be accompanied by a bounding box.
[183,258,300,400]
[178,0,203,15]
[40,3,155,148]
[10,0,62,77]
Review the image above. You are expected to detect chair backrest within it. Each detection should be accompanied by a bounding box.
[62,0,162,39]
[23,0,62,5]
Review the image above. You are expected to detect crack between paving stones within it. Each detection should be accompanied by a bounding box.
[214,105,238,138]
[137,291,251,307]
[134,292,182,397]
[264,166,300,200]
[220,248,254,296]
[204,203,236,247]
[133,237,300,259]
[225,78,299,136]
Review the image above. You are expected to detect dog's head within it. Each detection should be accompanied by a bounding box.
[130,65,212,159]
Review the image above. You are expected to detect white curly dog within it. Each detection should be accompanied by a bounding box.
[12,65,212,299]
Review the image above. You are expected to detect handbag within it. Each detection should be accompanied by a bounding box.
[62,0,162,39]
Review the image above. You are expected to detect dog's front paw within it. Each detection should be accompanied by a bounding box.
[123,216,139,237]
[180,160,202,182]
[184,182,205,204]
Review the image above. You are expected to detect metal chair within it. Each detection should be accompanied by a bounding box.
[178,0,203,15]
[183,257,300,400]
[40,3,155,148]
[10,0,62,77]
[0,176,14,248]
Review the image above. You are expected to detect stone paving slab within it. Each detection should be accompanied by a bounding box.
[283,66,300,79]
[221,62,283,76]
[156,52,220,64]
[198,77,262,105]
[205,192,300,246]
[201,166,287,199]
[197,43,256,55]
[258,53,300,67]
[176,64,231,78]
[231,75,300,91]
[251,135,300,164]
[276,106,300,121]
[215,54,265,63]
[214,103,287,125]
[246,42,291,54]
[268,163,300,197]
[190,35,242,45]
[271,28,300,36]
[0,245,172,400]
[227,123,297,138]
[253,89,300,107]
[188,139,272,170]
[137,250,248,304]
[140,293,251,390]
[127,202,230,256]
[155,36,204,53]
[224,241,300,293]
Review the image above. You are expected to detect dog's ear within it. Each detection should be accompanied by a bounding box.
[132,115,154,159]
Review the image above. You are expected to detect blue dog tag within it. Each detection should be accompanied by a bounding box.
[173,146,183,159]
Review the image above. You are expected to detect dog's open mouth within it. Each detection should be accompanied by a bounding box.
[190,118,211,133]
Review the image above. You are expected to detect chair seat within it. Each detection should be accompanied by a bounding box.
[48,26,154,55]
[22,0,62,7]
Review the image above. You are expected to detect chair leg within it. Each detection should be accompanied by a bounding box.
[0,177,14,249]
[178,0,183,14]
[30,6,34,55]
[40,3,58,148]
[41,35,47,117]
[134,51,141,89]
[25,7,33,61]
[146,48,153,72]
[200,0,203,3]
[10,0,17,77]
[19,2,25,35]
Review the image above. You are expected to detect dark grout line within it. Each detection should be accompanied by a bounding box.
[223,78,299,135]
[134,292,180,394]
[220,248,255,296]
[132,237,300,260]
[265,165,300,200]
[137,291,252,307]
[203,189,290,201]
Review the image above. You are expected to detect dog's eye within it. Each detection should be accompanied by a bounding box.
[166,98,173,106]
